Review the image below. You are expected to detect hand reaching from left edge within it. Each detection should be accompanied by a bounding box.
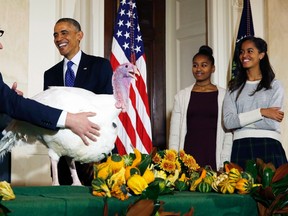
[65,112,101,145]
[11,82,23,96]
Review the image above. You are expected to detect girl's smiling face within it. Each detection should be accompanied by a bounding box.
[239,40,265,70]
[192,54,215,82]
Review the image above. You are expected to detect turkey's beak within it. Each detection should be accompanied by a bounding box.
[129,65,140,80]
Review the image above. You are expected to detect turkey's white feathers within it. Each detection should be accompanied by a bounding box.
[0,87,120,163]
[0,62,138,185]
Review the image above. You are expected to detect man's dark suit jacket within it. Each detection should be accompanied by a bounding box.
[44,51,113,186]
[44,52,113,94]
[0,73,62,182]
[0,73,61,130]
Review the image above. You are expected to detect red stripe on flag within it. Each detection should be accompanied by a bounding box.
[135,74,151,117]
[135,111,152,153]
[115,137,127,155]
[118,112,137,148]
[110,53,120,71]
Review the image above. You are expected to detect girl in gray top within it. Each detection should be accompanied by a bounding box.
[223,36,287,169]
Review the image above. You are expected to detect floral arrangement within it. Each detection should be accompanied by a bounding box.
[152,149,258,195]
[151,149,200,193]
[92,147,152,200]
[91,149,288,215]
[92,149,251,199]
[0,181,15,201]
[0,181,14,216]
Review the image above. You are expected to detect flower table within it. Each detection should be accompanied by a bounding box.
[3,186,258,216]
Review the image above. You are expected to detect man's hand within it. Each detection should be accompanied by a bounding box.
[65,112,100,145]
[11,82,23,96]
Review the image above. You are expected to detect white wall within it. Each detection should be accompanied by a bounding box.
[266,0,288,156]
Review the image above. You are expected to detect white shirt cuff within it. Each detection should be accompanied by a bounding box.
[56,111,67,128]
[239,108,263,127]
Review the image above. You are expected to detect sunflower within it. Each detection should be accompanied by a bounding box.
[164,149,177,162]
[183,155,200,171]
[175,160,182,172]
[178,150,186,161]
[160,159,176,173]
[152,153,162,164]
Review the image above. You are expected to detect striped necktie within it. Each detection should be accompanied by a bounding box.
[65,61,75,87]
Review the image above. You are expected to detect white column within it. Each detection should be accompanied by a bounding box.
[207,0,233,89]
[207,0,265,88]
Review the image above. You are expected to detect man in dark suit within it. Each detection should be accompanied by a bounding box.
[0,29,101,180]
[44,18,113,186]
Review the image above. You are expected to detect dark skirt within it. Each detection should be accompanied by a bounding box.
[231,137,287,169]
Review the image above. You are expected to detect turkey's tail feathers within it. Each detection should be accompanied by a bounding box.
[0,131,20,159]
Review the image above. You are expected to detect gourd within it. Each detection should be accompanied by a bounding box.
[228,168,241,183]
[142,169,155,184]
[190,169,207,191]
[125,147,148,180]
[122,154,134,167]
[224,161,243,172]
[235,178,252,194]
[94,162,112,180]
[203,176,214,185]
[241,171,253,184]
[106,154,125,173]
[92,178,111,197]
[197,181,212,193]
[218,178,236,194]
[211,173,228,192]
[175,174,189,191]
[125,166,141,181]
[131,147,142,167]
[127,174,148,195]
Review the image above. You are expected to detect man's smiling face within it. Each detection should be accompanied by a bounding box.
[53,22,83,60]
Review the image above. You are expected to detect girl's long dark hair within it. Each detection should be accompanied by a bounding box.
[228,36,275,99]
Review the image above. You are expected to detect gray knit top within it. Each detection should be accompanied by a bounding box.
[223,79,284,142]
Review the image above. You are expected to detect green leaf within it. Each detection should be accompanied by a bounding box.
[245,160,258,181]
[137,154,152,175]
[250,186,272,208]
[277,193,288,210]
[151,200,161,216]
[273,174,288,188]
[157,150,165,158]
[0,196,11,216]
[140,182,160,201]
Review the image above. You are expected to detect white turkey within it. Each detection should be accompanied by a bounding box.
[0,62,139,186]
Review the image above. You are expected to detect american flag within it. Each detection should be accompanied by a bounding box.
[110,0,153,155]
[231,0,254,79]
